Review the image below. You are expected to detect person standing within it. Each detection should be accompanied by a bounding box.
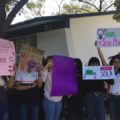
[84,57,105,120]
[95,43,120,120]
[42,56,63,120]
[15,60,42,120]
[67,58,84,120]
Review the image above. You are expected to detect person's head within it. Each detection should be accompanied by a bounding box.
[88,57,100,66]
[46,56,53,70]
[47,56,53,62]
[74,58,82,74]
[42,57,47,67]
[109,54,120,73]
[27,60,36,73]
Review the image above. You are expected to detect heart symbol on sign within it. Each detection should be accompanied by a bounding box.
[9,65,12,68]
[8,69,12,73]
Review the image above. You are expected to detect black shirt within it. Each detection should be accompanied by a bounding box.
[84,80,104,93]
[84,79,114,93]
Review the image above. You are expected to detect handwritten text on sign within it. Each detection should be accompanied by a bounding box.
[97,28,120,47]
[0,38,15,76]
[83,66,115,80]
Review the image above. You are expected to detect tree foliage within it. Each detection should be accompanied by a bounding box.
[62,3,96,14]
[0,0,45,37]
[113,0,120,22]
[73,0,115,12]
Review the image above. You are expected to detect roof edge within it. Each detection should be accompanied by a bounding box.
[68,11,116,18]
[11,11,116,28]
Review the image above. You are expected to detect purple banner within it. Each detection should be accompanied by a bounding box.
[51,55,78,96]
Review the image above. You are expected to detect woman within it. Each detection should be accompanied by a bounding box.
[95,43,120,120]
[42,56,62,120]
[67,58,84,120]
[15,60,42,120]
[84,57,105,120]
[0,75,14,120]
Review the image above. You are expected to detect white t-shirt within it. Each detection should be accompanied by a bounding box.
[15,70,38,84]
[110,73,120,95]
[42,70,62,102]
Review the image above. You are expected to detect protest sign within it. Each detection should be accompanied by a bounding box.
[83,66,115,80]
[97,28,120,47]
[51,55,78,96]
[0,38,15,75]
[18,44,44,71]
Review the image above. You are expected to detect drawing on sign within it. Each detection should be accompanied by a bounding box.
[85,69,96,75]
[27,59,36,69]
[97,29,106,39]
[84,69,96,79]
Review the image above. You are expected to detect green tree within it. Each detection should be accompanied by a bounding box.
[62,3,96,14]
[113,0,120,22]
[0,0,45,37]
[53,0,65,15]
[74,0,115,12]
[21,0,45,19]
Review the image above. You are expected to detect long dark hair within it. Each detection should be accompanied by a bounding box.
[88,57,100,66]
[74,58,82,75]
[109,54,120,74]
[42,57,47,67]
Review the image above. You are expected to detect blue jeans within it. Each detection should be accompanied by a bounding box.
[0,110,8,120]
[16,88,40,120]
[85,92,105,120]
[43,98,62,120]
[18,104,39,120]
[109,94,120,120]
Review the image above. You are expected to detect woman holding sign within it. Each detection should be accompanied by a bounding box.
[84,57,105,120]
[67,58,84,120]
[41,56,63,120]
[15,60,42,120]
[95,43,120,120]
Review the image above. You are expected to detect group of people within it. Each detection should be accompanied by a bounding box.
[0,42,120,120]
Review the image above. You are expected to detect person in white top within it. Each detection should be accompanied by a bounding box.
[41,56,63,120]
[15,60,42,120]
[95,41,120,120]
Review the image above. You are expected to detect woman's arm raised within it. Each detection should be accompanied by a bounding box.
[95,41,108,66]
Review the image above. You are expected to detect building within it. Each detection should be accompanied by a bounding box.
[5,11,120,64]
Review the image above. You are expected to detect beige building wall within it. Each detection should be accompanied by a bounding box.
[37,28,69,57]
[68,14,120,64]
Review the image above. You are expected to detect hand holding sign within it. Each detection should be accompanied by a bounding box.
[45,61,54,70]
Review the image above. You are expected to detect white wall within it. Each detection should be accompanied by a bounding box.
[69,14,120,64]
[37,28,69,57]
